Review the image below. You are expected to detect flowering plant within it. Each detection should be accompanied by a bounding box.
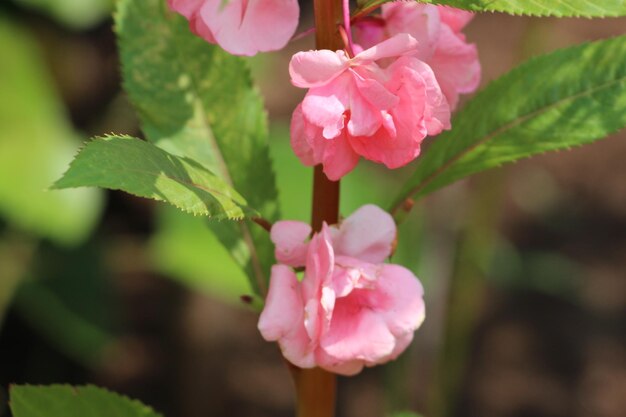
[5,0,626,416]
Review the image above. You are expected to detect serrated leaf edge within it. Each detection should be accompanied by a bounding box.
[52,135,257,221]
[10,384,163,417]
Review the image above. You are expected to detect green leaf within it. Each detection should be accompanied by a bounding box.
[390,412,424,417]
[53,135,253,219]
[0,17,103,245]
[10,385,163,417]
[390,35,626,213]
[356,0,626,17]
[115,0,279,293]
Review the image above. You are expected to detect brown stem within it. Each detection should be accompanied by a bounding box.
[290,2,343,417]
[311,165,340,230]
[314,0,344,51]
[292,366,338,417]
[251,216,273,233]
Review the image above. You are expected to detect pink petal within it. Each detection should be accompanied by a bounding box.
[243,0,300,52]
[333,205,396,263]
[353,71,400,111]
[302,225,335,302]
[399,58,451,135]
[291,107,360,181]
[345,55,450,171]
[382,2,441,60]
[189,13,217,44]
[386,56,451,135]
[329,264,360,298]
[168,0,203,19]
[300,226,336,344]
[258,265,315,368]
[348,125,424,170]
[375,264,425,337]
[353,18,387,51]
[200,0,299,56]
[388,332,414,360]
[320,129,361,181]
[346,71,399,138]
[315,348,365,376]
[290,104,318,166]
[290,50,350,88]
[270,220,311,267]
[429,25,481,110]
[301,74,350,139]
[346,89,384,138]
[353,33,419,63]
[257,265,303,341]
[438,6,474,32]
[320,293,396,363]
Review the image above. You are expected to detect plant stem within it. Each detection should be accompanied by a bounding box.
[311,166,341,230]
[313,0,344,52]
[290,2,343,417]
[292,366,338,417]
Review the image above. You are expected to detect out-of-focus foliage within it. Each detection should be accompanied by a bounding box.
[114,0,279,294]
[13,0,113,29]
[150,206,253,304]
[356,0,626,17]
[12,241,117,367]
[10,385,163,417]
[0,240,33,325]
[54,136,254,219]
[14,281,114,366]
[392,35,626,211]
[0,16,114,368]
[0,18,103,246]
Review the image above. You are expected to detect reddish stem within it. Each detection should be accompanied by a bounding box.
[289,2,343,417]
[251,216,272,233]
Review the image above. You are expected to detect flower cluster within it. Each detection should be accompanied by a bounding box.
[168,0,481,374]
[290,2,480,179]
[290,33,450,180]
[258,205,425,375]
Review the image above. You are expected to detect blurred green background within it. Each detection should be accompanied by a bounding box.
[0,1,625,417]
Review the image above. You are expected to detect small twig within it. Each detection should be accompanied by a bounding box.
[338,26,354,57]
[391,198,416,225]
[350,3,382,23]
[251,216,273,233]
[291,26,317,43]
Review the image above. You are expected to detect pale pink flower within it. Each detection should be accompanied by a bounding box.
[354,2,481,109]
[167,0,299,56]
[258,205,425,376]
[289,34,450,180]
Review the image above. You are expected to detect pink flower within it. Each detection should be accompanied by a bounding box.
[258,205,425,376]
[354,2,481,109]
[289,34,450,180]
[167,0,299,56]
